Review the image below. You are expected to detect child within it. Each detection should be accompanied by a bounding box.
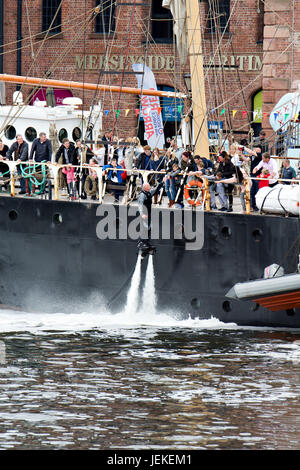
[257,168,270,189]
[62,165,77,200]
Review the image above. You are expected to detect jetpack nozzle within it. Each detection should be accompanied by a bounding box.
[137,241,157,258]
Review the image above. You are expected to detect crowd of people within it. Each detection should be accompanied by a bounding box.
[0,128,297,212]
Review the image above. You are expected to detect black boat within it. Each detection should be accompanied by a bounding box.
[1,193,300,328]
[0,0,300,329]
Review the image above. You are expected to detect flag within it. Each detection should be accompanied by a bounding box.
[232,110,237,119]
[105,110,109,117]
[242,111,247,119]
[132,63,165,148]
[125,109,130,116]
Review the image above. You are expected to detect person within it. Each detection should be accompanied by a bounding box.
[254,130,269,153]
[62,164,77,200]
[163,162,183,208]
[163,150,179,207]
[252,152,279,188]
[101,130,111,165]
[6,134,29,194]
[238,144,262,211]
[189,159,206,180]
[214,151,236,211]
[0,138,9,191]
[137,181,162,252]
[30,132,52,163]
[102,157,125,202]
[169,138,184,164]
[180,151,195,173]
[281,158,296,184]
[135,145,152,170]
[275,129,285,156]
[94,143,106,166]
[257,168,271,189]
[55,138,76,165]
[55,138,76,196]
[150,147,165,185]
[215,165,251,213]
[73,139,94,199]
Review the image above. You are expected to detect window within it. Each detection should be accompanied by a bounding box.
[42,0,62,34]
[95,0,116,34]
[207,0,230,34]
[152,0,173,43]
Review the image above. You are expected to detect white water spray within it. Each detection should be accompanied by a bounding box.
[141,256,157,315]
[123,254,142,316]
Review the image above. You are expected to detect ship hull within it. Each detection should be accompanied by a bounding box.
[1,195,300,328]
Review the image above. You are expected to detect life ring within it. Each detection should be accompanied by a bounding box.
[184,179,205,206]
[85,175,98,196]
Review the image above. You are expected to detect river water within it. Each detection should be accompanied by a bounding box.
[0,307,300,451]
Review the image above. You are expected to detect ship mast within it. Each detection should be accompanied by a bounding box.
[186,0,209,159]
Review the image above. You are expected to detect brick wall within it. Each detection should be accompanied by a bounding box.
[262,0,300,139]
[2,0,268,144]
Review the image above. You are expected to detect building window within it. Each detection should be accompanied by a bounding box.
[95,0,116,34]
[152,0,173,43]
[42,0,62,34]
[207,0,230,34]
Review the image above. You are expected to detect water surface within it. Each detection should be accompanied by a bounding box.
[0,308,299,450]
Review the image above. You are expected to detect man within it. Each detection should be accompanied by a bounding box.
[254,130,269,153]
[101,130,111,165]
[30,132,52,162]
[55,138,76,165]
[6,134,29,194]
[135,145,152,170]
[102,157,125,202]
[281,159,296,184]
[241,144,262,211]
[138,181,162,252]
[253,152,279,187]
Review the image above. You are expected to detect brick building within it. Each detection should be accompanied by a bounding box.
[0,0,298,146]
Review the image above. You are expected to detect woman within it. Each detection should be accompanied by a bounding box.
[150,148,164,184]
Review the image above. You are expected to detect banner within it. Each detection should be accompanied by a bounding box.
[132,63,165,149]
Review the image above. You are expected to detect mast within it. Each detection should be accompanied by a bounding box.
[185,0,210,159]
[0,74,186,99]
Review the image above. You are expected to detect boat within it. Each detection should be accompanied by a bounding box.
[226,264,300,316]
[0,1,300,328]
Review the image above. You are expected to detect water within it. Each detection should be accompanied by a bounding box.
[0,260,300,450]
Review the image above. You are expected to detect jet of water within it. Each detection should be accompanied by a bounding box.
[141,256,157,315]
[123,254,142,316]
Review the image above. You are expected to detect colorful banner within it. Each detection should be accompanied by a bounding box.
[132,64,165,149]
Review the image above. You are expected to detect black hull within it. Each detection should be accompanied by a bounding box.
[1,195,300,328]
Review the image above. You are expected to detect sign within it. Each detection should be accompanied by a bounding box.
[208,121,223,140]
[74,54,263,73]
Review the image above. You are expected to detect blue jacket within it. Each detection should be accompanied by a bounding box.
[102,164,124,184]
[150,156,164,171]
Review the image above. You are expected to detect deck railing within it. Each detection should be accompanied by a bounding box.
[1,160,299,215]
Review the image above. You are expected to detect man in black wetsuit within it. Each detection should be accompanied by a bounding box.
[137,182,161,253]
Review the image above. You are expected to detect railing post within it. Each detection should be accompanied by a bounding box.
[203,178,210,211]
[245,178,251,214]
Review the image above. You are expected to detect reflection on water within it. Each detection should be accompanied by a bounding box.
[0,309,300,450]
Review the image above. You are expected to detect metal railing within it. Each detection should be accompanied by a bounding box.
[1,161,299,215]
